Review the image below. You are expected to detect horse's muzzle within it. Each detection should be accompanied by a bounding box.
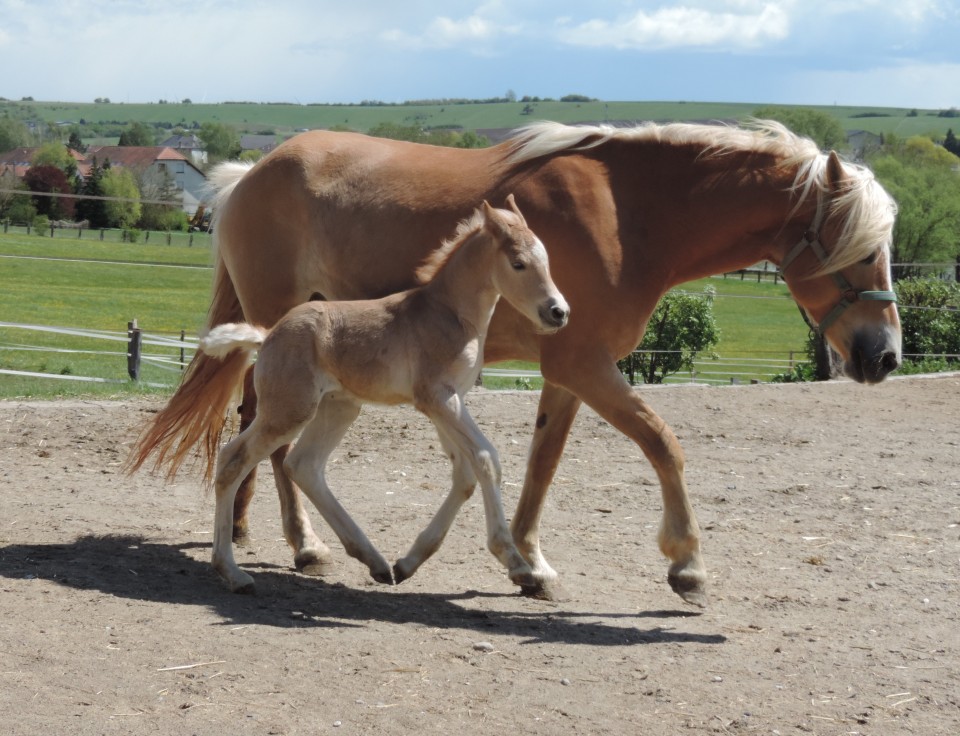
[846,328,901,384]
[539,298,570,332]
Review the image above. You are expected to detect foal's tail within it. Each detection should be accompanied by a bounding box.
[125,162,256,483]
[199,324,268,358]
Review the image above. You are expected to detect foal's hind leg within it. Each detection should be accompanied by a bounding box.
[393,423,478,583]
[235,366,335,574]
[283,396,393,584]
[213,425,293,593]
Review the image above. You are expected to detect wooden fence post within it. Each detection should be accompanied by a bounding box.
[127,319,142,381]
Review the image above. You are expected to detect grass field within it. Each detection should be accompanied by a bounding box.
[4,98,957,140]
[0,229,809,398]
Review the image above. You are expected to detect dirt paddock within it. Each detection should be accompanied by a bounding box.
[1,375,958,735]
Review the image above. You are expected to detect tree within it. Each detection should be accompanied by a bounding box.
[943,128,960,157]
[118,121,155,146]
[76,158,110,228]
[198,121,241,164]
[23,164,75,220]
[67,126,87,153]
[0,115,31,152]
[868,136,960,278]
[617,288,720,384]
[101,167,141,228]
[752,106,847,151]
[0,169,35,223]
[895,278,960,372]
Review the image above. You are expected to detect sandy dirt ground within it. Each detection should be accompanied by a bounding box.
[1,374,958,735]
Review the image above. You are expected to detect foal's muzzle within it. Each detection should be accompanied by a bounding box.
[539,298,570,332]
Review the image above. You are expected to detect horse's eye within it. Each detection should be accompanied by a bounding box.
[861,251,879,265]
[512,261,526,271]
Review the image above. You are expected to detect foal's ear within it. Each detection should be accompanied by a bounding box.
[504,193,527,224]
[825,150,847,193]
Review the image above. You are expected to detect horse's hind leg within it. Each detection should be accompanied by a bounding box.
[393,423,478,583]
[235,366,335,574]
[283,396,393,584]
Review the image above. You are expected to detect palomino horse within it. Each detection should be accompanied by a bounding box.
[198,198,569,593]
[129,120,900,607]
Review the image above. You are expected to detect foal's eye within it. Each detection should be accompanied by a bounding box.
[512,261,526,271]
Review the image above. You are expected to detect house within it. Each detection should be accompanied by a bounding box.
[158,133,207,166]
[83,146,207,215]
[2,144,207,215]
[240,134,278,155]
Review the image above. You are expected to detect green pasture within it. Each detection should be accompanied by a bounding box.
[6,98,957,140]
[0,230,809,398]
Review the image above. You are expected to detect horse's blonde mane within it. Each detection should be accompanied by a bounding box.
[507,120,897,274]
[416,207,486,283]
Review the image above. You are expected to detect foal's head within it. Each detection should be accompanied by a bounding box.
[482,195,570,333]
[779,151,901,383]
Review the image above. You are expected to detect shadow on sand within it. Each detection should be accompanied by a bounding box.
[0,534,725,647]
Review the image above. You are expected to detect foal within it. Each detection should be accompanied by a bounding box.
[200,197,570,593]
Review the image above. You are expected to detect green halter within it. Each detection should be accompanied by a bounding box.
[779,208,897,336]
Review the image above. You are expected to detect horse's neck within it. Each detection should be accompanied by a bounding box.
[615,144,815,285]
[422,231,500,332]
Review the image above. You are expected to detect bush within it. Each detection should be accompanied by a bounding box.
[896,278,960,367]
[618,288,720,384]
[32,214,50,235]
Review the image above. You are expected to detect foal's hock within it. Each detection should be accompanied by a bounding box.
[201,197,569,593]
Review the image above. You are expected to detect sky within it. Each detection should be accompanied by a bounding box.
[0,0,958,109]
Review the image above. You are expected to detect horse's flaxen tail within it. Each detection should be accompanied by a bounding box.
[125,162,256,484]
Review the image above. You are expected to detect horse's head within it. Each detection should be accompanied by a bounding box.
[780,151,901,384]
[483,195,570,334]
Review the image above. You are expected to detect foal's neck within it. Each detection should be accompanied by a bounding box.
[423,229,500,330]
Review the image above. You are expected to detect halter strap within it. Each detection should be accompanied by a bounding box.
[779,208,897,335]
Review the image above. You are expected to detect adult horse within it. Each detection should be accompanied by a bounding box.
[129,120,900,607]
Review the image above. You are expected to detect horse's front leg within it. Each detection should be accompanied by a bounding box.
[423,395,537,588]
[510,380,582,599]
[548,356,707,607]
[236,365,335,574]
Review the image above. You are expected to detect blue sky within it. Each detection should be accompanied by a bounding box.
[1,0,957,108]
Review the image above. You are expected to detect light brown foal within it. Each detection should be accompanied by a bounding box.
[199,198,569,593]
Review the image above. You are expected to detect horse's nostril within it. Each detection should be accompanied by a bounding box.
[552,306,568,323]
[880,351,899,373]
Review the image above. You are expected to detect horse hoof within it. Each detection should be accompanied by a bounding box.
[232,530,252,547]
[295,550,336,577]
[668,572,708,608]
[371,568,395,585]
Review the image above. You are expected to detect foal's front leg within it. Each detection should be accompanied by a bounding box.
[393,423,478,583]
[419,394,538,588]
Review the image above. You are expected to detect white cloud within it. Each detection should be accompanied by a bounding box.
[557,3,791,50]
[382,12,518,50]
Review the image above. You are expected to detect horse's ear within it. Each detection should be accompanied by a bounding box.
[825,150,846,193]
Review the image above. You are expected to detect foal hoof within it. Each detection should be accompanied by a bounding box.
[518,578,572,602]
[668,572,708,608]
[295,549,336,577]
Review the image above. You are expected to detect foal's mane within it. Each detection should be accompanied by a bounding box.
[506,120,897,273]
[416,208,487,284]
